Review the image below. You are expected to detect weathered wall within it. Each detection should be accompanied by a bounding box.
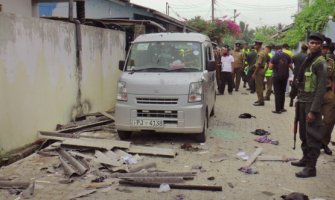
[0,13,125,154]
[0,0,32,17]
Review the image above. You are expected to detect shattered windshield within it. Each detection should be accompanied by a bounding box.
[125,41,203,72]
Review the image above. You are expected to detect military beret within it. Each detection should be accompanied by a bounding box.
[323,37,332,47]
[254,40,263,45]
[308,32,325,42]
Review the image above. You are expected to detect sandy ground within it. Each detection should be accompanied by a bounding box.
[1,87,334,200]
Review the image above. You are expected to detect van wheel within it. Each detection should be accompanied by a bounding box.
[195,116,207,143]
[118,131,132,140]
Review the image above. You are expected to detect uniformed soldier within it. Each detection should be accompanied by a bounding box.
[232,42,245,91]
[246,46,257,93]
[291,32,328,178]
[320,37,335,155]
[290,44,308,107]
[264,45,273,101]
[252,41,267,106]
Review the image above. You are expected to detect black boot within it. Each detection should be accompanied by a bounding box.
[295,167,316,178]
[291,159,306,167]
[323,145,332,155]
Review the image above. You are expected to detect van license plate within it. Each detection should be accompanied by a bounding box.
[131,119,164,127]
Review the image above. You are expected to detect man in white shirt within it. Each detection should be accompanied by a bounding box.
[219,45,235,95]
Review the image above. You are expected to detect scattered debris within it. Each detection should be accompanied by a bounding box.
[59,178,74,184]
[281,192,309,200]
[0,180,30,189]
[84,180,115,189]
[99,112,115,121]
[175,194,186,200]
[180,143,200,151]
[111,172,196,179]
[255,136,279,145]
[128,145,176,157]
[61,138,131,150]
[239,113,256,119]
[115,187,132,193]
[128,162,157,173]
[250,129,270,136]
[236,151,249,161]
[210,153,228,162]
[158,183,171,192]
[207,176,215,181]
[262,191,275,196]
[58,149,89,177]
[122,177,185,184]
[227,182,234,188]
[119,180,223,191]
[239,147,263,174]
[91,177,105,183]
[21,182,35,199]
[257,155,297,162]
[68,189,97,200]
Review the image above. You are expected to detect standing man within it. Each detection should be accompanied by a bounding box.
[214,47,222,93]
[252,41,267,106]
[246,46,257,93]
[219,45,235,95]
[269,45,293,113]
[242,43,250,88]
[264,45,273,101]
[290,44,308,107]
[291,33,327,178]
[232,42,245,91]
[320,37,335,155]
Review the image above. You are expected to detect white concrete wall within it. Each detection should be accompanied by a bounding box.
[0,13,125,154]
[0,0,32,17]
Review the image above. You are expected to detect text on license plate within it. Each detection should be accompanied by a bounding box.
[131,119,164,127]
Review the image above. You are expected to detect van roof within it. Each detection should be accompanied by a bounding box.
[134,32,211,43]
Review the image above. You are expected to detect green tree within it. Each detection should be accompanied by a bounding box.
[238,21,255,44]
[254,25,279,45]
[281,0,335,47]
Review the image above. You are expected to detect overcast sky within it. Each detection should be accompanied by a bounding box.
[131,0,298,29]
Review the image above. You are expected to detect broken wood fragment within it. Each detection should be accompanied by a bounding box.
[61,138,131,150]
[127,146,176,157]
[0,181,30,189]
[100,112,115,121]
[121,177,186,184]
[111,172,196,178]
[128,162,157,173]
[58,119,112,133]
[119,180,222,191]
[241,147,263,168]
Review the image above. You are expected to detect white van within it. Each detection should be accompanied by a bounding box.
[115,32,216,142]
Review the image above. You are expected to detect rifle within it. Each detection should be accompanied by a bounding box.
[293,102,299,150]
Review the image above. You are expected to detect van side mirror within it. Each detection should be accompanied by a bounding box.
[206,60,216,72]
[119,60,125,71]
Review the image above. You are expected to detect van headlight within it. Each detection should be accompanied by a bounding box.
[188,81,202,102]
[117,81,128,101]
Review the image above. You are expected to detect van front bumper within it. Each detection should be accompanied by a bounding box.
[115,101,205,134]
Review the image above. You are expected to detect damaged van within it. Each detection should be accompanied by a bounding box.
[115,32,216,142]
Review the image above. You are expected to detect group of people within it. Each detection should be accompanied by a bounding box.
[214,32,335,178]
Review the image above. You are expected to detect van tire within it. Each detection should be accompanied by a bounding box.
[118,131,132,140]
[195,116,207,143]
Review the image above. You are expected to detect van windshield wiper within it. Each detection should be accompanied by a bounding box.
[167,67,201,72]
[128,67,169,72]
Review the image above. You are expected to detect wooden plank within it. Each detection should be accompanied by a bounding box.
[119,180,222,191]
[127,145,176,157]
[100,112,115,121]
[128,162,157,173]
[242,147,263,168]
[111,172,196,178]
[121,177,185,184]
[61,138,131,150]
[58,119,113,133]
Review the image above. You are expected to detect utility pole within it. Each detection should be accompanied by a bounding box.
[211,0,215,22]
[233,9,240,23]
[166,2,169,16]
[233,9,236,22]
